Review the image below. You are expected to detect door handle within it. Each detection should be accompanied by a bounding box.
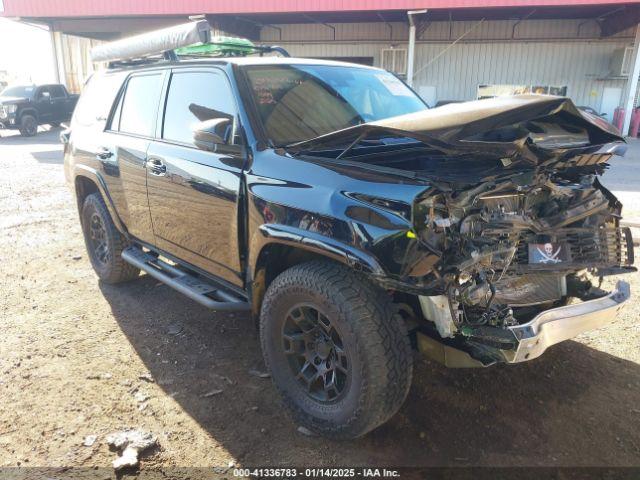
[96,147,113,160]
[146,157,167,176]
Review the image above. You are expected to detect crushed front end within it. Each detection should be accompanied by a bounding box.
[410,160,633,366]
[290,95,634,366]
[361,96,635,366]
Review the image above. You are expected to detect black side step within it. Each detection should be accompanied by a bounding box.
[122,246,251,311]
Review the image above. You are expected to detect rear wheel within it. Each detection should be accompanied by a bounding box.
[260,260,413,439]
[19,115,37,137]
[80,193,139,284]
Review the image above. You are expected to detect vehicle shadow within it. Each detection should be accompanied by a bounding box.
[31,149,63,164]
[99,277,640,467]
[0,127,62,145]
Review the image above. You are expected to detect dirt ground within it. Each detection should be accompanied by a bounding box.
[1,128,639,471]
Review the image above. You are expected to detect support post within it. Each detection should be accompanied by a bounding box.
[622,23,640,136]
[48,25,62,84]
[407,9,427,87]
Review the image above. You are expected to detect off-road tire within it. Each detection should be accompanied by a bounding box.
[19,115,37,137]
[80,193,139,284]
[260,260,413,439]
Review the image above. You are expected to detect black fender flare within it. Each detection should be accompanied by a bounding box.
[73,164,128,235]
[17,108,39,124]
[250,223,385,280]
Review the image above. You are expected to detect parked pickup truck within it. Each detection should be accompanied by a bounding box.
[63,23,635,439]
[0,84,78,136]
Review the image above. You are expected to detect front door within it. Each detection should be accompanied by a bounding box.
[146,68,245,287]
[35,86,54,123]
[49,85,69,123]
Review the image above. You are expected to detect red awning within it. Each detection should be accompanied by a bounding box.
[1,0,637,18]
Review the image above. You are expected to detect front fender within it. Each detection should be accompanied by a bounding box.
[251,223,386,278]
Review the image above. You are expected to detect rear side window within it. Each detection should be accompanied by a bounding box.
[162,70,237,146]
[73,73,125,128]
[118,73,164,137]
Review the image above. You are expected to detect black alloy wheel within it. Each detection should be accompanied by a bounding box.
[88,212,110,266]
[20,115,37,137]
[80,193,140,284]
[282,304,349,403]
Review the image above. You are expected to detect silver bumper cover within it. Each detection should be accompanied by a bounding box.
[506,280,631,363]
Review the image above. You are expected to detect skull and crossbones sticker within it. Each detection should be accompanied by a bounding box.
[536,242,562,263]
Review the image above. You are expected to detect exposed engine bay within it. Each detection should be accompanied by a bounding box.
[292,95,635,366]
[407,162,634,358]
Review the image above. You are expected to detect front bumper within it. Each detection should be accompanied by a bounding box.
[0,114,17,129]
[505,280,631,363]
[416,280,631,367]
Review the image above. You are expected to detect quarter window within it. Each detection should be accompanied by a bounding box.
[119,73,164,137]
[162,70,236,146]
[73,72,126,128]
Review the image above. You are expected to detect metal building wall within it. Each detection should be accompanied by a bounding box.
[261,19,635,110]
[54,32,105,93]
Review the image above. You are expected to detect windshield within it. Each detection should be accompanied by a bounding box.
[0,85,35,98]
[242,64,426,146]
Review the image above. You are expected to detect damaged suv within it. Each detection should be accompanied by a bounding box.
[64,26,634,439]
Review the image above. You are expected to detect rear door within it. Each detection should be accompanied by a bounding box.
[146,67,245,287]
[101,71,166,244]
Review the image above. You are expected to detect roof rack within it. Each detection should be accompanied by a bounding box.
[91,20,290,69]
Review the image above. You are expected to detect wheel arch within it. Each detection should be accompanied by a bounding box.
[73,166,127,235]
[249,224,385,320]
[18,108,39,123]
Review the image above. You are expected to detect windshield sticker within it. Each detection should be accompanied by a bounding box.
[375,74,413,97]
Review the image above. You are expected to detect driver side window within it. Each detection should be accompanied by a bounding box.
[162,70,238,147]
[37,87,51,100]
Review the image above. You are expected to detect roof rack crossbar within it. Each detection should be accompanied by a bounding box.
[260,45,290,57]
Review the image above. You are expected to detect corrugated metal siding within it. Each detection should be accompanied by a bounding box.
[263,20,634,110]
[412,41,628,106]
[261,19,635,42]
[55,33,104,93]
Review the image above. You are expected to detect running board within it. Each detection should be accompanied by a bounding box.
[122,246,250,311]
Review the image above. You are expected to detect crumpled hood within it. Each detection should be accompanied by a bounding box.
[288,95,624,165]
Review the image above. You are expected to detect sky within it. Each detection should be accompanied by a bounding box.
[0,18,56,85]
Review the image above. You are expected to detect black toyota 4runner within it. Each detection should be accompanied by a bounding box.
[64,23,634,439]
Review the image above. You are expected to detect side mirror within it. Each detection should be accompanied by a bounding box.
[193,118,231,152]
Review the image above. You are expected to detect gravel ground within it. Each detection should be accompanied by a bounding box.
[1,128,639,471]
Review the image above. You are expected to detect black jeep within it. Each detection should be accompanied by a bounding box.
[64,22,634,439]
[0,83,78,136]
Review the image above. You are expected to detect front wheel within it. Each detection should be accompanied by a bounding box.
[19,115,37,137]
[260,260,413,439]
